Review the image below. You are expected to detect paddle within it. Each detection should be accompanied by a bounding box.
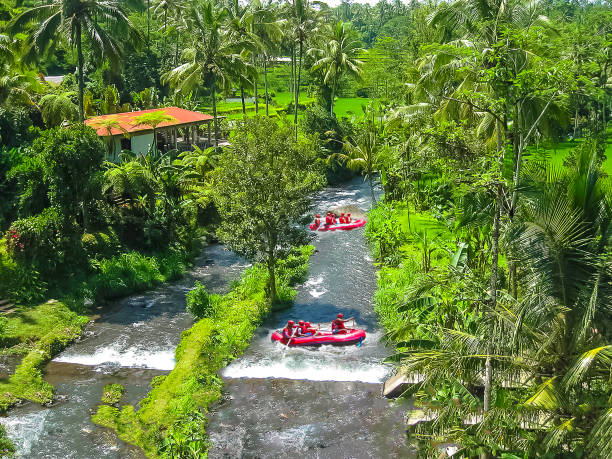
[285,327,298,346]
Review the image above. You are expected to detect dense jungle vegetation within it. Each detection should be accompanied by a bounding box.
[0,0,611,456]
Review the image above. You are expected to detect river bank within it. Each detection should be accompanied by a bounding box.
[1,243,247,457]
[0,243,202,420]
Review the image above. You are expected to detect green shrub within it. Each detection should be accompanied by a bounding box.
[7,207,63,263]
[91,252,163,299]
[185,281,212,319]
[364,202,406,266]
[82,230,120,259]
[0,423,15,457]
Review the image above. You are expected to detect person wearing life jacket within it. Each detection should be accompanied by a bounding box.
[331,313,352,334]
[325,212,332,226]
[283,320,296,341]
[296,320,307,336]
[339,212,346,223]
[314,214,321,228]
[346,213,352,223]
[331,212,338,224]
[302,321,317,336]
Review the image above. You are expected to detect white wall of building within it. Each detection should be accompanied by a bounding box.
[131,133,154,155]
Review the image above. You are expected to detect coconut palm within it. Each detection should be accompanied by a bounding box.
[224,0,258,115]
[393,145,612,457]
[39,91,79,127]
[153,0,185,56]
[330,108,385,204]
[309,21,365,115]
[249,0,283,116]
[10,0,142,121]
[162,2,254,147]
[286,0,325,133]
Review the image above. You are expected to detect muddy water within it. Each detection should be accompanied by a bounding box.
[207,179,414,458]
[1,244,246,458]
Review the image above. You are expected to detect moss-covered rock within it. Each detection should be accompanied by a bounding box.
[101,384,124,405]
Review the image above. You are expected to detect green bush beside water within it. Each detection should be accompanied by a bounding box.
[92,245,314,458]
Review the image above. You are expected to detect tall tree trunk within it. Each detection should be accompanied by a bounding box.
[330,84,335,116]
[264,56,269,117]
[369,174,376,205]
[290,44,295,97]
[294,39,303,138]
[240,85,246,116]
[481,183,501,459]
[163,9,167,54]
[76,22,85,122]
[175,31,179,66]
[147,0,151,50]
[254,55,259,114]
[81,201,90,233]
[573,105,579,138]
[211,79,219,148]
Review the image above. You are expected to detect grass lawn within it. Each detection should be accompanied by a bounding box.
[526,125,612,174]
[334,97,369,119]
[201,92,370,122]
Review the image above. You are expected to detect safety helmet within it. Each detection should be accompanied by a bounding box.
[337,313,344,319]
[288,320,294,326]
[305,322,311,327]
[298,320,305,325]
[316,214,320,218]
[341,212,345,215]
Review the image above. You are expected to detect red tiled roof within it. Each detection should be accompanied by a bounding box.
[85,107,214,136]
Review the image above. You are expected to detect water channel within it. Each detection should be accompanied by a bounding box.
[1,177,412,458]
[206,179,413,458]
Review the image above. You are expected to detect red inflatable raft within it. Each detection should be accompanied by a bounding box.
[271,328,366,347]
[309,219,366,232]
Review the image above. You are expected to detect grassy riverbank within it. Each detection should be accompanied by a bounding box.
[0,242,201,417]
[92,245,314,458]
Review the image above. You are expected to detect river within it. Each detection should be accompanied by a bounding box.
[1,245,247,458]
[206,179,413,458]
[1,178,412,458]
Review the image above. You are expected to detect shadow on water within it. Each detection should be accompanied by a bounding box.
[207,177,415,458]
[1,244,246,458]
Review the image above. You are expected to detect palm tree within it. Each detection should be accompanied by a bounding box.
[10,0,141,121]
[225,0,258,116]
[153,0,185,57]
[0,70,39,108]
[250,0,283,116]
[162,2,254,147]
[0,33,14,66]
[39,91,79,127]
[309,21,364,115]
[287,0,324,134]
[103,160,157,213]
[393,146,612,457]
[331,108,384,204]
